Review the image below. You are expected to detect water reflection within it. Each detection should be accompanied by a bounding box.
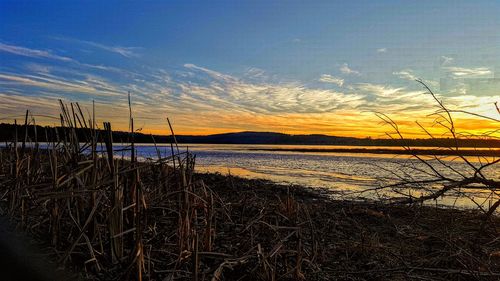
[119,143,499,209]
[20,142,495,209]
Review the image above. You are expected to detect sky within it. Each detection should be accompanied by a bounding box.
[0,0,499,137]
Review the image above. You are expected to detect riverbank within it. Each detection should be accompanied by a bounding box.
[196,172,500,280]
[3,170,500,280]
[1,133,499,281]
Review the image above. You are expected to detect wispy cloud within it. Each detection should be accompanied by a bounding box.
[25,63,52,74]
[0,72,124,97]
[179,64,366,115]
[84,41,141,58]
[376,48,387,53]
[53,37,141,58]
[444,66,492,78]
[318,74,344,86]
[244,67,268,80]
[0,92,60,117]
[0,42,131,76]
[1,53,497,137]
[393,70,418,81]
[0,42,74,62]
[340,63,360,75]
[440,55,454,66]
[0,62,443,134]
[355,83,404,98]
[184,63,234,81]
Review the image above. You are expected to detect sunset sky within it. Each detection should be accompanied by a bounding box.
[1,0,499,137]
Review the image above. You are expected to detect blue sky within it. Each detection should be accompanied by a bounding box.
[1,0,499,136]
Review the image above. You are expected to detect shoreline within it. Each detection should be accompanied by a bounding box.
[196,171,498,211]
[193,172,500,280]
[247,147,500,157]
[2,154,500,280]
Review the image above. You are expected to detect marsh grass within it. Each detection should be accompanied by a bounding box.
[0,100,312,280]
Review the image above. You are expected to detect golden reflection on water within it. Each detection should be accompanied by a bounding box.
[196,165,368,192]
[195,159,498,210]
[132,143,500,209]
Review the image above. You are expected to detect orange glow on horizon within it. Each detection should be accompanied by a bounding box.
[4,99,498,139]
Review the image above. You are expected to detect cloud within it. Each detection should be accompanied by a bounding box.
[179,80,365,115]
[340,63,360,75]
[244,67,267,80]
[393,70,418,81]
[355,83,404,98]
[85,42,141,58]
[0,92,60,118]
[0,42,132,76]
[376,48,387,53]
[175,64,367,115]
[443,66,492,78]
[25,63,51,74]
[352,83,437,118]
[53,37,141,58]
[440,56,454,66]
[1,50,497,137]
[0,42,74,62]
[0,72,124,97]
[318,74,344,86]
[184,63,234,81]
[0,62,434,131]
[448,94,500,120]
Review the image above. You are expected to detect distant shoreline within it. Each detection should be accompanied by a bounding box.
[2,123,500,148]
[247,147,500,157]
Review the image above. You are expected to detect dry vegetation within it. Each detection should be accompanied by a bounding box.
[374,81,500,215]
[0,98,500,280]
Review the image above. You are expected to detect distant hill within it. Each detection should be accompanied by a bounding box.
[1,123,500,148]
[174,131,358,145]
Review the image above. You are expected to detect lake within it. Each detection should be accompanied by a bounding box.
[122,143,500,209]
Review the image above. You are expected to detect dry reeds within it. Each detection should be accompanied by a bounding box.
[0,100,315,280]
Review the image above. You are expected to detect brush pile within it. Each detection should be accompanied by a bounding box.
[1,101,500,280]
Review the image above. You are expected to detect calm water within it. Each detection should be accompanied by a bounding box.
[125,143,499,209]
